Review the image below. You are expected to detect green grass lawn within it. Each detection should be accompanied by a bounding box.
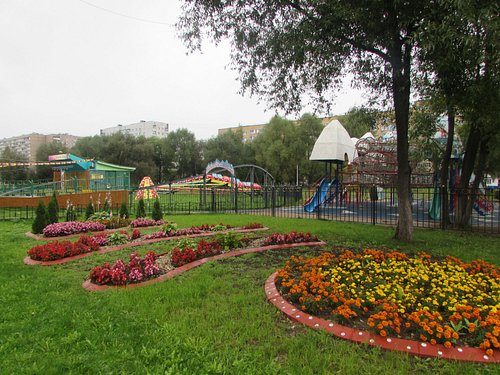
[1,215,498,374]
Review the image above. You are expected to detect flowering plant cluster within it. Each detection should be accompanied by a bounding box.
[171,239,223,267]
[97,217,131,229]
[276,249,500,355]
[43,221,106,237]
[90,252,160,285]
[130,218,166,228]
[143,226,206,240]
[242,223,264,229]
[28,236,101,261]
[263,231,319,246]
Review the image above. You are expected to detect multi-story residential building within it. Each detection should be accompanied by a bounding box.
[100,120,169,138]
[0,133,80,162]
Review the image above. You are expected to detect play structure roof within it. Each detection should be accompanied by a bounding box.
[48,154,135,172]
[309,120,356,162]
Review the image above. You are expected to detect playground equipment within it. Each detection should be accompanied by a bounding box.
[305,120,355,212]
[304,178,338,212]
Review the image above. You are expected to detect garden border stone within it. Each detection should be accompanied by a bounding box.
[265,272,499,364]
[24,227,269,266]
[82,241,326,291]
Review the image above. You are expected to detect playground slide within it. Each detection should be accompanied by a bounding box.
[304,178,335,213]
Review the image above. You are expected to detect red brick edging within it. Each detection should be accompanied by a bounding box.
[82,241,326,291]
[24,227,269,266]
[265,272,499,364]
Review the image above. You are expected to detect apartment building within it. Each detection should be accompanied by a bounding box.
[0,133,80,162]
[100,120,169,138]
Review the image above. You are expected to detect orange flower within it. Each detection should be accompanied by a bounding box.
[380,330,387,337]
[444,341,452,348]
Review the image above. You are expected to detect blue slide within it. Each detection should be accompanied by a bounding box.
[304,178,335,212]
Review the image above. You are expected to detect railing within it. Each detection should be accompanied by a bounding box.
[1,184,497,234]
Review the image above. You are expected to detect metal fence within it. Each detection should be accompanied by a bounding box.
[1,185,498,234]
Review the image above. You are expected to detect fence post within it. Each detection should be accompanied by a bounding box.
[211,188,216,212]
[234,185,238,214]
[370,185,378,225]
[271,186,276,217]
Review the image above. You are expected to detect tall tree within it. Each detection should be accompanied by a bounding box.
[165,129,203,179]
[0,147,30,181]
[35,141,68,180]
[417,0,499,227]
[178,1,435,240]
[203,128,255,166]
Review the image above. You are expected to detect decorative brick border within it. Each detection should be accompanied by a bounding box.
[82,241,326,291]
[24,227,269,266]
[265,272,499,364]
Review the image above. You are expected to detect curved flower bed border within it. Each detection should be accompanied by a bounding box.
[25,227,128,241]
[265,272,499,364]
[23,227,269,266]
[82,241,326,291]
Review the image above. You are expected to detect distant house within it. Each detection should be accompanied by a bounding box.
[49,154,135,192]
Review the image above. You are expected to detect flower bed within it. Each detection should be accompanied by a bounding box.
[86,231,324,288]
[130,218,166,228]
[43,221,106,237]
[263,231,319,246]
[275,248,500,356]
[27,236,101,261]
[90,252,160,285]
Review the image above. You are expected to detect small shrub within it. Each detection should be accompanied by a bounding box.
[87,211,110,221]
[214,232,244,250]
[85,201,95,220]
[32,200,48,234]
[130,218,165,228]
[119,202,129,219]
[162,222,178,233]
[136,198,146,219]
[152,199,163,221]
[98,217,131,229]
[47,193,59,224]
[65,202,77,222]
[130,229,141,240]
[106,232,128,246]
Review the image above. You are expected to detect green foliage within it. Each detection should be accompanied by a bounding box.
[162,222,177,233]
[214,231,244,251]
[47,193,59,224]
[102,198,110,213]
[337,107,377,139]
[203,128,254,165]
[119,202,129,219]
[0,147,30,181]
[35,141,68,180]
[106,232,128,246]
[151,199,163,221]
[85,200,95,220]
[136,199,146,219]
[65,202,77,222]
[31,200,48,234]
[87,211,110,222]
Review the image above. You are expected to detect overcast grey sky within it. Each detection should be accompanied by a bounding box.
[1,0,365,140]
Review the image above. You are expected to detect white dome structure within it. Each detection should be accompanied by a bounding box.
[360,131,375,140]
[309,120,355,163]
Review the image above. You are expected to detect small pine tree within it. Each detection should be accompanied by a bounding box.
[51,191,59,211]
[32,200,48,234]
[85,200,95,220]
[103,198,110,213]
[152,199,163,221]
[47,195,59,224]
[119,202,129,219]
[66,201,77,221]
[136,198,146,218]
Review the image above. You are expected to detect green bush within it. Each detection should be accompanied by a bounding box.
[65,203,77,222]
[119,202,129,219]
[152,199,163,221]
[32,201,48,234]
[85,201,95,220]
[136,199,146,219]
[47,194,59,224]
[107,232,128,246]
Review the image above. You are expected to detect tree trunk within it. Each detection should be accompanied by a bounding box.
[456,124,481,228]
[439,103,455,229]
[392,43,413,241]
